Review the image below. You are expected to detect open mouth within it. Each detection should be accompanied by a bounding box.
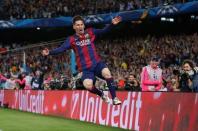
[78,29,84,34]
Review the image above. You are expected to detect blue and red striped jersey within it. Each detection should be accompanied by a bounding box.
[49,24,113,71]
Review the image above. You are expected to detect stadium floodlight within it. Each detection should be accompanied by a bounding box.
[191,15,198,20]
[161,17,166,21]
[36,27,40,30]
[191,15,195,19]
[169,18,174,22]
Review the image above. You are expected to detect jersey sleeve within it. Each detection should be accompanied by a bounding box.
[92,24,114,36]
[49,37,71,55]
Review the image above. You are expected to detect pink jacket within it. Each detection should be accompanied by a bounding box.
[141,66,162,91]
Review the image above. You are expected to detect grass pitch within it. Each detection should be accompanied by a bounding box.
[0,108,127,131]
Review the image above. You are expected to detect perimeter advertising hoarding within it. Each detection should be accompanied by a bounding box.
[0,90,197,131]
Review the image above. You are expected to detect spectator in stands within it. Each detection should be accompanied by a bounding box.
[140,55,163,91]
[170,76,180,91]
[4,74,16,89]
[31,70,44,90]
[0,73,7,89]
[15,73,26,89]
[1,33,198,91]
[24,72,33,90]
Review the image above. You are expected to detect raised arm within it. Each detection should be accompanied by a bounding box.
[93,16,122,36]
[42,37,71,56]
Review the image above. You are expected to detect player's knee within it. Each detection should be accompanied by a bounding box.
[83,79,93,90]
[102,68,112,79]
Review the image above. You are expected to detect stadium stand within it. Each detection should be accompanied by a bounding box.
[1,33,198,91]
[0,0,197,20]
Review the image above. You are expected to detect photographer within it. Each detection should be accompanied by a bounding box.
[125,74,141,91]
[179,60,198,92]
[60,75,69,90]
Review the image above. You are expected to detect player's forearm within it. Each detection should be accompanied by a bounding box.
[49,38,70,55]
[102,24,114,33]
[94,24,114,35]
[49,46,66,55]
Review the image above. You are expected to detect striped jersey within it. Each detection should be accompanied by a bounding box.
[49,24,113,71]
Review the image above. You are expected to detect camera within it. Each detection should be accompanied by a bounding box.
[49,79,61,90]
[180,72,190,81]
[173,69,192,80]
[130,81,135,85]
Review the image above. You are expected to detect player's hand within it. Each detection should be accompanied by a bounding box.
[112,16,122,25]
[140,10,148,20]
[42,48,49,56]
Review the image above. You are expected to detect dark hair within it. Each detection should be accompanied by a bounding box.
[72,15,84,25]
[129,73,136,78]
[151,55,160,62]
[182,59,195,69]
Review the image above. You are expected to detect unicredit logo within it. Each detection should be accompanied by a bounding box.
[16,90,44,114]
[75,91,142,130]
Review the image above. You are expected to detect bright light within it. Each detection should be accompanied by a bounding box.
[191,15,198,20]
[161,17,174,22]
[161,17,166,21]
[169,18,174,22]
[36,27,40,30]
[191,15,195,19]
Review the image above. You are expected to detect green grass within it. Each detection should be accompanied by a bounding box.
[0,108,127,131]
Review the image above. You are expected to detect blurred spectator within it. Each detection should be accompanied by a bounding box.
[24,72,33,90]
[0,73,8,89]
[15,73,26,89]
[4,74,16,89]
[31,70,44,90]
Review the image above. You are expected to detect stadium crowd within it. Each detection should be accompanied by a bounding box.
[0,0,195,20]
[0,33,198,92]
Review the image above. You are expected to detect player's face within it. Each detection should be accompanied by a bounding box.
[73,20,85,35]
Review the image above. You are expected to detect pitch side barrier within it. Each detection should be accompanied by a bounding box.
[0,90,197,131]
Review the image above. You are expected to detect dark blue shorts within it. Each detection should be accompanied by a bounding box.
[81,62,107,83]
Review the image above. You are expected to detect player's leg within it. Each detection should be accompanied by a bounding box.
[82,78,102,96]
[101,68,121,105]
[82,71,110,103]
[95,62,121,105]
